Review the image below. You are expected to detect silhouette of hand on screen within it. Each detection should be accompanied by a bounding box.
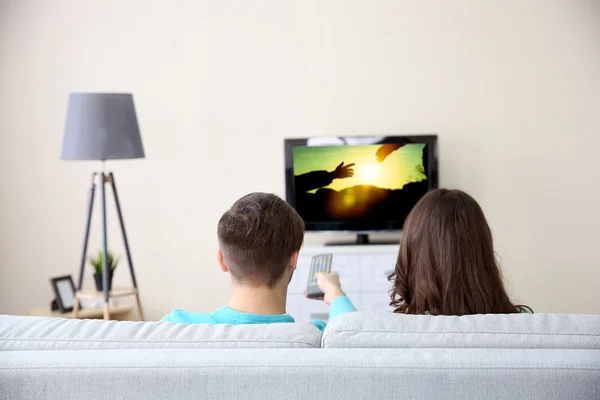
[332,162,355,179]
[375,144,405,162]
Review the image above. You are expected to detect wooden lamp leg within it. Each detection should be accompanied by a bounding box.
[103,302,110,320]
[72,295,80,319]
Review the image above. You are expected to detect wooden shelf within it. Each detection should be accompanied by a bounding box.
[73,287,143,321]
[27,304,133,320]
[76,288,138,299]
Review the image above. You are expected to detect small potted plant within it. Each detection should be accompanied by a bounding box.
[88,250,119,291]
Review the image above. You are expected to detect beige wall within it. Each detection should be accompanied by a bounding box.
[1,0,599,319]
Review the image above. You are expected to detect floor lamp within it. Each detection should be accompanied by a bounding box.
[61,93,145,320]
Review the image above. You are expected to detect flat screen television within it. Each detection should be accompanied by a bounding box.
[284,135,438,244]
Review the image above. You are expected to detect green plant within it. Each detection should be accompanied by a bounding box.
[88,250,120,276]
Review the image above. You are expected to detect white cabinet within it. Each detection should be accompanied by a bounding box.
[287,245,399,322]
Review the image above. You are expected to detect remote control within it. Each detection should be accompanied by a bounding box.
[306,254,333,298]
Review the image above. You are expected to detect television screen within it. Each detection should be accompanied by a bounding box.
[284,136,437,232]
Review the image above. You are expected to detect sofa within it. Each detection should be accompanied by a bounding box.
[1,312,599,400]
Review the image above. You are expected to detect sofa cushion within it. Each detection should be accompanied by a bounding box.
[322,312,600,349]
[2,348,600,400]
[0,315,322,350]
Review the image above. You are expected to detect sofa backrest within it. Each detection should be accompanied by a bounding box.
[3,347,600,400]
[0,315,322,350]
[322,312,600,349]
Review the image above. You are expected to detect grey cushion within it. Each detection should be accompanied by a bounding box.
[2,348,599,400]
[0,315,322,350]
[323,312,600,349]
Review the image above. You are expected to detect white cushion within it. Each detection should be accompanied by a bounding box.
[0,315,322,350]
[322,312,600,349]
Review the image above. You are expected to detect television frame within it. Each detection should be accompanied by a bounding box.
[284,135,438,234]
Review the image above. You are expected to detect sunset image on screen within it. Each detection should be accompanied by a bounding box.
[292,143,428,222]
[293,143,426,192]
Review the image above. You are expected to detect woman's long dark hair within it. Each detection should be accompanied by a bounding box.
[389,189,531,315]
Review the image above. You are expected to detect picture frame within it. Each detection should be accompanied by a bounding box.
[50,275,78,313]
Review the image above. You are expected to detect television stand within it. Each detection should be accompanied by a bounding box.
[356,233,370,245]
[325,233,399,246]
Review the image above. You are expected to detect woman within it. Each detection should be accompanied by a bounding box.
[389,188,531,315]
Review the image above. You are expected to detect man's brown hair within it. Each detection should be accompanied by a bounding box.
[389,189,530,315]
[218,192,305,287]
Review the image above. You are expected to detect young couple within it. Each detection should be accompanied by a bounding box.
[162,189,530,329]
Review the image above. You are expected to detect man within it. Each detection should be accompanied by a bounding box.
[162,192,356,330]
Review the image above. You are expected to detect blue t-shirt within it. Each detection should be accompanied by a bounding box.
[161,295,356,331]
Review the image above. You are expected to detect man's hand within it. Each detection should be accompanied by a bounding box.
[332,162,355,179]
[305,272,345,305]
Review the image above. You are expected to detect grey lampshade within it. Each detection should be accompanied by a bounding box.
[61,93,145,161]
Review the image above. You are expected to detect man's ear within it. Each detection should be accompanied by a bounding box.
[290,251,299,272]
[217,248,229,273]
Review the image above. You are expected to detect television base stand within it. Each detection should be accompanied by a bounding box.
[325,234,398,246]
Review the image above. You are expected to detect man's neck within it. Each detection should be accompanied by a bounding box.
[227,283,288,315]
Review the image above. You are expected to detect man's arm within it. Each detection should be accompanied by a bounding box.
[307,272,357,331]
[295,162,356,193]
[295,171,334,193]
